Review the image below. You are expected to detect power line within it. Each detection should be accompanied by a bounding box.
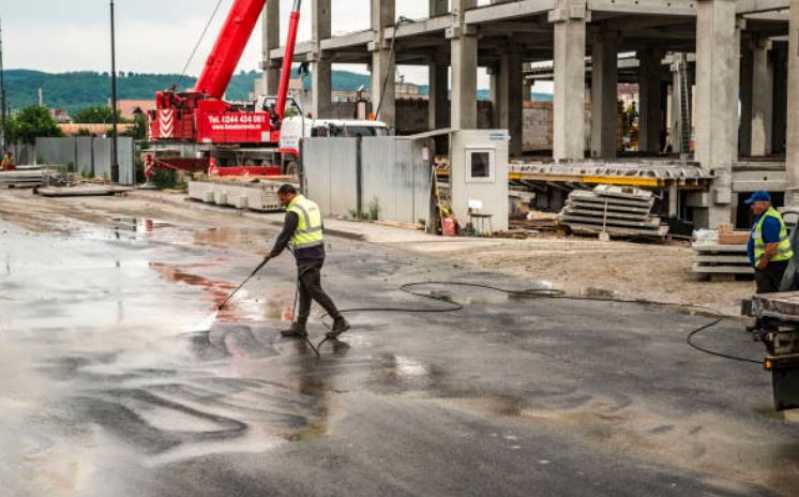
[176,0,225,90]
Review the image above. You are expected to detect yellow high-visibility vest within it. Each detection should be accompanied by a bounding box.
[287,194,324,250]
[753,207,793,264]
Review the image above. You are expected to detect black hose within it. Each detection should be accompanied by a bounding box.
[317,281,765,367]
[686,319,762,365]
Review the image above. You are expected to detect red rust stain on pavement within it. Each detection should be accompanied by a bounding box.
[149,262,241,320]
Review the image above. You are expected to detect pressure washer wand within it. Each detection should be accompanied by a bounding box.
[218,257,270,310]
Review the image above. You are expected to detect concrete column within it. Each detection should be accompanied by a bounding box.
[450,0,478,129]
[311,0,332,118]
[261,0,280,95]
[752,37,774,156]
[590,28,619,159]
[550,2,587,161]
[788,0,799,204]
[638,48,666,154]
[428,58,449,130]
[740,35,754,157]
[429,0,449,16]
[524,80,533,102]
[669,53,690,154]
[370,0,396,128]
[488,65,501,127]
[695,0,742,226]
[498,45,523,156]
[773,42,788,154]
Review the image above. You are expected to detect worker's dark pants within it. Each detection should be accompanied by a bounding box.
[755,260,789,294]
[296,260,341,325]
[755,260,789,332]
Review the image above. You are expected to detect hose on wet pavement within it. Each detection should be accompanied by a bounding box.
[685,319,762,365]
[315,281,764,366]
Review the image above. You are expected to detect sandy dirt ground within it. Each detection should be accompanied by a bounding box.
[0,188,753,316]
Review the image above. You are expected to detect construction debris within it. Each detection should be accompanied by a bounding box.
[0,169,45,189]
[558,185,669,239]
[35,185,133,197]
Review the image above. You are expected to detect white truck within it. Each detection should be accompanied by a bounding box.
[277,114,390,175]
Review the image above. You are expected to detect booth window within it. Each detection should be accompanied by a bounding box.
[467,149,494,183]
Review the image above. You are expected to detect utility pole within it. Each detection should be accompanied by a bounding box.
[110,0,119,183]
[0,18,7,152]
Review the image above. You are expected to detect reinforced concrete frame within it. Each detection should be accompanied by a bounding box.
[263,0,792,228]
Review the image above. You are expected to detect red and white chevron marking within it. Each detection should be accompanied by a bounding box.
[159,109,175,138]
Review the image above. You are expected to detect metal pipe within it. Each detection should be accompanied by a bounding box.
[0,18,7,152]
[110,0,119,183]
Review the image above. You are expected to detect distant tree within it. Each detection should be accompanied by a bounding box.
[76,127,96,137]
[8,105,63,144]
[73,105,115,124]
[121,112,148,140]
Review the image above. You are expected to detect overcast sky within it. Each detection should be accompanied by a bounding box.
[1,0,551,90]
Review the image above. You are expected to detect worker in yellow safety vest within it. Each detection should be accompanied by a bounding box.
[265,184,350,339]
[746,191,794,294]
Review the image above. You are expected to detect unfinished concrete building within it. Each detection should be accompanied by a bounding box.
[261,0,796,229]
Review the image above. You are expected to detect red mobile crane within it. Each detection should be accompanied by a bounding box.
[145,0,303,179]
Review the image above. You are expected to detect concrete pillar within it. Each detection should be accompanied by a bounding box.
[498,45,523,157]
[450,0,478,129]
[669,53,690,154]
[590,28,619,159]
[311,0,332,118]
[524,80,533,102]
[370,0,396,128]
[773,42,788,154]
[788,0,799,204]
[550,2,587,161]
[429,0,449,16]
[261,0,280,95]
[488,65,501,127]
[695,0,742,226]
[752,37,774,156]
[740,35,754,157]
[428,58,449,130]
[639,48,666,154]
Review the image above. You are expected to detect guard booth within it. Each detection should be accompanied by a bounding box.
[449,130,510,233]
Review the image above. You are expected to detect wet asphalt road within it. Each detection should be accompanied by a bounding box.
[1,215,798,497]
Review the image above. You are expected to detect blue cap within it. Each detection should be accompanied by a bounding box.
[745,191,771,205]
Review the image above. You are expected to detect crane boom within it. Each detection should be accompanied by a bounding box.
[195,0,268,99]
[276,0,302,119]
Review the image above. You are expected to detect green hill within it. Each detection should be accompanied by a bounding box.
[3,68,540,113]
[3,68,373,114]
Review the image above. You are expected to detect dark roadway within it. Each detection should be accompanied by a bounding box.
[1,214,798,497]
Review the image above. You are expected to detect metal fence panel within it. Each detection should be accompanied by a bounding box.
[92,139,111,180]
[302,138,358,216]
[361,137,431,225]
[35,137,77,166]
[116,137,135,186]
[9,144,35,164]
[76,137,94,175]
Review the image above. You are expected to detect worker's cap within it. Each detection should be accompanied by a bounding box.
[744,191,771,204]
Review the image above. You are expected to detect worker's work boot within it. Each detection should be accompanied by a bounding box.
[280,322,308,339]
[325,317,351,340]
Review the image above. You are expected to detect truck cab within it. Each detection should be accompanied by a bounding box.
[279,116,389,153]
[277,116,389,174]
